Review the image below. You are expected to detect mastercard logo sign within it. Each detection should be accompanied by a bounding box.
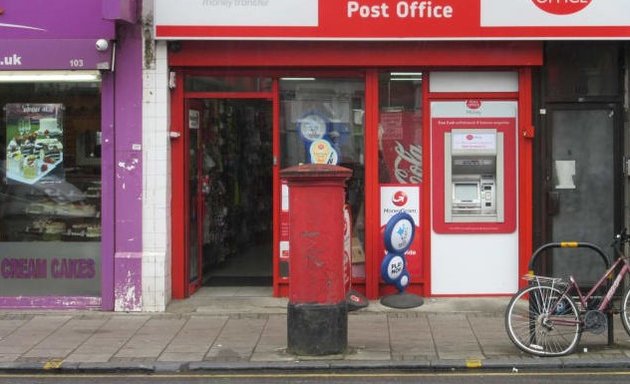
[532,0,592,15]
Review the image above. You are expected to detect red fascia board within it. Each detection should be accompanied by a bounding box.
[169,41,543,68]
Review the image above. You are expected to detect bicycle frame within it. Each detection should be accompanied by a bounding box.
[560,255,630,316]
[509,232,630,355]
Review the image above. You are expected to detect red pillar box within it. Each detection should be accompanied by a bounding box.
[280,164,352,356]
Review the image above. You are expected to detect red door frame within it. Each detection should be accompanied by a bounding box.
[365,69,380,299]
[187,99,206,294]
[518,68,535,288]
[171,72,186,299]
[169,42,541,300]
[171,83,275,299]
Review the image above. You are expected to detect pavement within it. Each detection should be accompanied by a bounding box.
[1,286,630,374]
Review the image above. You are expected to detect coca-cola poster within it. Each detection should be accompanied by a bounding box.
[379,110,422,184]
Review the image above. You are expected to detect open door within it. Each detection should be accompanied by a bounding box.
[183,98,274,295]
[186,100,204,293]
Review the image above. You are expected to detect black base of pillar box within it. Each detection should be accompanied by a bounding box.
[287,302,347,356]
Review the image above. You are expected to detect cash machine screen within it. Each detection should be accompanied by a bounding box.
[454,182,480,203]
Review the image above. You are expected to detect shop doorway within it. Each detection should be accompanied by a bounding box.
[186,99,273,291]
[532,42,624,286]
[541,105,622,283]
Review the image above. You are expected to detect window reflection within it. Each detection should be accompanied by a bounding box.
[280,78,366,278]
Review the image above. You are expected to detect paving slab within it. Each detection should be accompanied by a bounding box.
[205,318,267,361]
[0,316,71,355]
[388,315,436,359]
[114,317,187,359]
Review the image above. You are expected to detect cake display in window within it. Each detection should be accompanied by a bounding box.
[25,219,67,240]
[4,103,65,185]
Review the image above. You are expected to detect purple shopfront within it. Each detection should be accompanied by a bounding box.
[0,0,142,310]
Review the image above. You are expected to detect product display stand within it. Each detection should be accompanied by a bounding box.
[379,212,423,309]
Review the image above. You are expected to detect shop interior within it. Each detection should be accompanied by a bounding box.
[191,99,273,286]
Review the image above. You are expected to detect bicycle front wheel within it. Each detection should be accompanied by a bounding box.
[621,287,630,336]
[505,284,581,356]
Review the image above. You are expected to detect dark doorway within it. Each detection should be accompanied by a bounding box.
[543,106,620,283]
[188,99,273,287]
[535,42,623,283]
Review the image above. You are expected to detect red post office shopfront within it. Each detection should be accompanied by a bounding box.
[154,0,630,300]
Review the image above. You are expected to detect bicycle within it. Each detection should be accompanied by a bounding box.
[505,229,630,356]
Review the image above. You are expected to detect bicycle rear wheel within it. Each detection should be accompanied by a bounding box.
[505,284,581,356]
[621,288,630,336]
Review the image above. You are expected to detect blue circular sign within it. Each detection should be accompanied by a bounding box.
[298,113,327,142]
[384,212,415,254]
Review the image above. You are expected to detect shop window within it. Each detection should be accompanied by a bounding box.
[545,42,621,101]
[377,71,423,282]
[279,77,366,278]
[0,80,101,296]
[185,76,272,92]
[378,72,422,184]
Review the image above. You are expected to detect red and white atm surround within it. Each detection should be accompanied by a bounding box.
[431,101,517,234]
[428,72,522,296]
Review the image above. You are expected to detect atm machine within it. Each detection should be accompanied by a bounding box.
[444,129,503,223]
